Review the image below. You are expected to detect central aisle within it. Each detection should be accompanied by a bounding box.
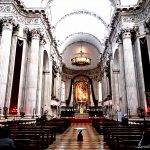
[47,123,110,150]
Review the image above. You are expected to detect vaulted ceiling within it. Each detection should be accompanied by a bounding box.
[22,0,139,70]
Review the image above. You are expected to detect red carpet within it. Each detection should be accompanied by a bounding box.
[64,117,103,123]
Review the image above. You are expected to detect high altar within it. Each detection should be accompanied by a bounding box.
[73,76,90,118]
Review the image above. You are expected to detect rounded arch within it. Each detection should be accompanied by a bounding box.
[59,32,103,54]
[54,10,109,29]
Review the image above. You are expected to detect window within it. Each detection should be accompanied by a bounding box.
[99,81,102,102]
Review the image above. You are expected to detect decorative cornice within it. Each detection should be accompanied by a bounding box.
[62,64,101,79]
[0,0,62,58]
[122,5,150,23]
[116,0,147,12]
[0,0,54,42]
[109,0,148,41]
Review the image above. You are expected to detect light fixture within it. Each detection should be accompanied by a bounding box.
[71,42,91,66]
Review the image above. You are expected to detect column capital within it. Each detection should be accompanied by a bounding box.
[116,32,123,44]
[12,24,19,35]
[23,28,31,42]
[120,27,138,42]
[40,34,46,45]
[23,28,29,37]
[121,28,132,39]
[31,28,40,39]
[2,17,15,30]
[144,19,150,34]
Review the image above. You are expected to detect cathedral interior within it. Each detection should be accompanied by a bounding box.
[0,0,150,121]
[1,0,150,150]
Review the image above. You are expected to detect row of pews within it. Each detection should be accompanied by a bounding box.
[0,118,71,150]
[92,118,150,150]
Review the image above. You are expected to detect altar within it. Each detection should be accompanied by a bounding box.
[75,113,89,118]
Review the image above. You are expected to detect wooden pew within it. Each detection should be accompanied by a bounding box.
[103,126,141,142]
[103,126,144,149]
[10,129,46,150]
[11,131,41,150]
[92,118,119,134]
[45,118,71,134]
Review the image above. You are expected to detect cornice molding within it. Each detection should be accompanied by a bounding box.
[108,0,148,47]
[0,0,61,58]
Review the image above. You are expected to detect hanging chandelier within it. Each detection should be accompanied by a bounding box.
[71,42,91,66]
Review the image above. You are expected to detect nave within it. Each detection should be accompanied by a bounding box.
[46,123,110,150]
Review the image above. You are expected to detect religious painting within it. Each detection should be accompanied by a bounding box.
[73,76,90,105]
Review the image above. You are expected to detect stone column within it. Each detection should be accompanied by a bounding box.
[0,17,14,112]
[36,38,46,115]
[135,24,148,109]
[18,28,29,114]
[49,55,53,100]
[117,35,128,114]
[102,68,107,101]
[53,73,57,97]
[121,28,138,115]
[112,70,120,110]
[43,70,51,111]
[5,25,19,110]
[145,20,150,61]
[25,29,40,115]
[110,58,115,110]
[56,71,61,100]
[49,54,53,115]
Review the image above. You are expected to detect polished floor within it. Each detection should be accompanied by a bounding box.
[46,123,110,150]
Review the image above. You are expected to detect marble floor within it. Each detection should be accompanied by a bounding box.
[46,123,110,150]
